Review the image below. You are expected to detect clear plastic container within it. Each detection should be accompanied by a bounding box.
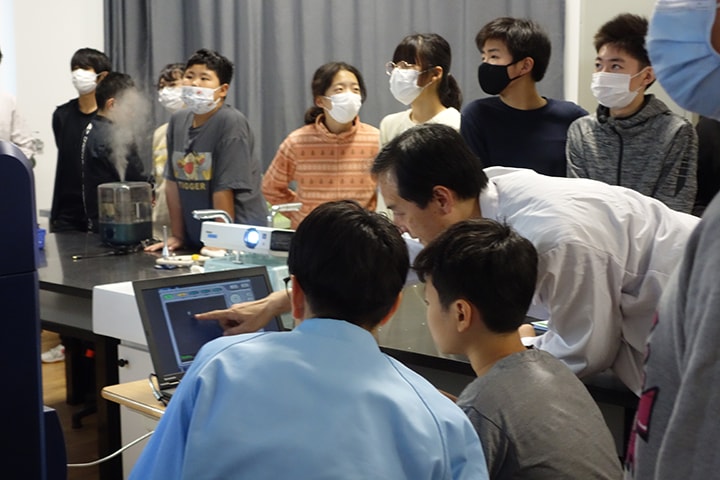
[97,182,153,246]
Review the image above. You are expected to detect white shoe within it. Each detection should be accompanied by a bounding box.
[41,344,65,363]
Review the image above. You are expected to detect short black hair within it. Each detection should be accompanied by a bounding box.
[371,123,488,208]
[95,72,135,111]
[304,61,367,125]
[392,33,463,109]
[186,48,234,85]
[413,219,538,333]
[475,17,551,82]
[156,62,185,90]
[287,200,409,329]
[594,13,650,68]
[71,48,111,74]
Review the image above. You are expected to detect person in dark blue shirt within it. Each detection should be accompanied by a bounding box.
[461,17,587,177]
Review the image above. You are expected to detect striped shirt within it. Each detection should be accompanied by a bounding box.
[262,115,379,228]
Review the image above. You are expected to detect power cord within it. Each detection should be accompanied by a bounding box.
[68,373,167,467]
[67,430,154,468]
[148,373,170,406]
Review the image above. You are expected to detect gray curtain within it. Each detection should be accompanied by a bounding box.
[105,0,565,171]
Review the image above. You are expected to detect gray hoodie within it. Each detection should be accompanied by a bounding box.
[567,95,698,214]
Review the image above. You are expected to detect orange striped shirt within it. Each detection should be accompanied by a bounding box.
[262,115,379,228]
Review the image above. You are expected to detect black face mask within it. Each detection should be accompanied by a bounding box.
[477,61,521,95]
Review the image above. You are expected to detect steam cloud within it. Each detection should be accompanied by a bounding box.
[109,88,152,181]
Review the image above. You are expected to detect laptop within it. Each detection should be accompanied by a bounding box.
[133,266,284,400]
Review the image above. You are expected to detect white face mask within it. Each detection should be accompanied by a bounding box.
[181,85,221,115]
[323,92,362,124]
[591,70,645,109]
[158,86,185,113]
[72,69,99,95]
[389,69,425,105]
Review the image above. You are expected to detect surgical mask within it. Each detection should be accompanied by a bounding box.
[647,0,720,120]
[389,69,426,105]
[158,86,185,113]
[477,62,521,95]
[72,69,99,95]
[181,86,221,115]
[591,71,645,109]
[323,92,362,124]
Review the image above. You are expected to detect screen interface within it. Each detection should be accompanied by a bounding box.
[140,271,281,382]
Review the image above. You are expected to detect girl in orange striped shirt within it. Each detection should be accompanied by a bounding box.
[262,62,379,229]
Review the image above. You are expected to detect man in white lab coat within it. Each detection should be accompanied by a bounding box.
[371,123,698,395]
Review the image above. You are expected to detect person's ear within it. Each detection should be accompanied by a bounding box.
[105,98,115,111]
[641,66,655,87]
[429,65,443,83]
[314,95,329,110]
[290,275,305,322]
[96,71,109,83]
[518,57,534,76]
[218,83,230,99]
[431,186,455,214]
[453,299,474,333]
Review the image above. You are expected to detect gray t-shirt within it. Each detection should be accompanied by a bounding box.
[457,349,622,479]
[166,105,267,249]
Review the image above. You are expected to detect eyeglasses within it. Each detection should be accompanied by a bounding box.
[385,61,422,76]
[283,276,291,300]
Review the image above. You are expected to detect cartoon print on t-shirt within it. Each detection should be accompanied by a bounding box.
[175,151,212,181]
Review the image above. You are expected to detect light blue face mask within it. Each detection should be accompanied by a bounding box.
[647,0,720,120]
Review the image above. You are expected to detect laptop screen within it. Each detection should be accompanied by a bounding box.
[134,267,283,389]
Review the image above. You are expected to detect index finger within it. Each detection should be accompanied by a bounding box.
[194,309,232,321]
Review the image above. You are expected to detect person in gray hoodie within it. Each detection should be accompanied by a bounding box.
[566,13,698,214]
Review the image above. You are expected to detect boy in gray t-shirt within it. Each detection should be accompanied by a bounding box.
[413,219,622,480]
[147,49,267,253]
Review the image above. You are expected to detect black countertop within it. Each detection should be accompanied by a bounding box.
[38,232,184,298]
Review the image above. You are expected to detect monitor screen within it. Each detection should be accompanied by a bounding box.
[134,267,283,387]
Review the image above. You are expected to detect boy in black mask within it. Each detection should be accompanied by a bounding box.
[461,17,586,177]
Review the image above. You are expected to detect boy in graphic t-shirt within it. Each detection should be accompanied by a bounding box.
[146,48,267,253]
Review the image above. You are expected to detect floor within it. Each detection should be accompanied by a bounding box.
[42,330,100,480]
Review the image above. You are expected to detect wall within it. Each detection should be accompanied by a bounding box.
[7,0,104,216]
[565,0,691,118]
[0,0,16,93]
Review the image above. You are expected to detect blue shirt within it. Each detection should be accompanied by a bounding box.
[130,318,488,479]
[461,97,587,177]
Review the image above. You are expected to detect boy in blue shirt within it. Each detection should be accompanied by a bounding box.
[131,200,488,479]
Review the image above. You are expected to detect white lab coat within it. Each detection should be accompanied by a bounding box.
[481,167,698,394]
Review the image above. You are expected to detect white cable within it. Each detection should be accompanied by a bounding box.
[67,430,154,468]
